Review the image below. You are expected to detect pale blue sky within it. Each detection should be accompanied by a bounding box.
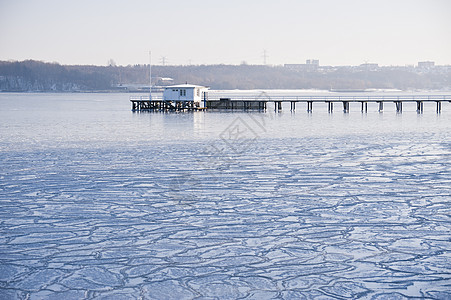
[1,0,450,66]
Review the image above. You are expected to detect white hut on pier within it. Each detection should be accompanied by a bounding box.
[163,84,209,108]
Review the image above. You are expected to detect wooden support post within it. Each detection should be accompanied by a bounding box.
[277,101,282,111]
[361,101,367,113]
[416,101,423,113]
[291,101,295,111]
[343,101,349,113]
[307,101,313,112]
[436,101,442,113]
[395,101,402,113]
[327,101,333,113]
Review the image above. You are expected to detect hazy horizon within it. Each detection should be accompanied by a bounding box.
[1,58,450,68]
[1,0,451,67]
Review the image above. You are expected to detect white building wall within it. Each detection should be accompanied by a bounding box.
[163,85,208,107]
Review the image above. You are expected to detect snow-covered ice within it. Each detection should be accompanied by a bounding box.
[0,93,450,299]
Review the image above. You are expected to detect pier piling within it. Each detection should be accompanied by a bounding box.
[343,101,349,113]
[395,101,403,113]
[307,101,313,112]
[416,101,424,113]
[360,101,368,113]
[436,101,442,113]
[327,101,333,113]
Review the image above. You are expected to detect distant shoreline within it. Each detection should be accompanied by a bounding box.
[2,60,451,92]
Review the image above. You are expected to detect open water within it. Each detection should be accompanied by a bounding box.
[0,92,450,299]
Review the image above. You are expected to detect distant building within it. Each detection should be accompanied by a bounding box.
[284,64,303,70]
[285,59,319,71]
[417,61,435,69]
[163,84,209,108]
[156,77,174,86]
[359,63,379,71]
[306,59,319,66]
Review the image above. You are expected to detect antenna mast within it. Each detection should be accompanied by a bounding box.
[263,49,268,65]
[149,50,152,101]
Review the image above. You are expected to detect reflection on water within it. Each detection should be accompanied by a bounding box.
[0,93,450,299]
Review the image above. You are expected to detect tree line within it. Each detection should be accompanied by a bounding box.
[1,60,450,92]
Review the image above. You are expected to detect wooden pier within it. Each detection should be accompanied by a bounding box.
[206,94,451,113]
[130,96,206,111]
[131,94,451,113]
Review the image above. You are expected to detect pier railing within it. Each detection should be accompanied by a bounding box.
[130,95,163,101]
[206,94,451,102]
[130,93,451,103]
